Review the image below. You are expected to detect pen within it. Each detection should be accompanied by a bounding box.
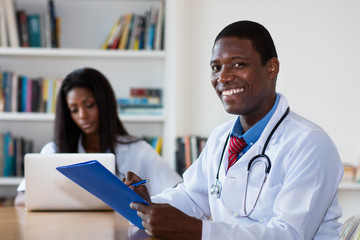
[130,179,149,187]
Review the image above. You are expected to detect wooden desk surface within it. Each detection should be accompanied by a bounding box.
[0,206,154,240]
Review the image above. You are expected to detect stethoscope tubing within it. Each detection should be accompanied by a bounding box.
[212,107,290,219]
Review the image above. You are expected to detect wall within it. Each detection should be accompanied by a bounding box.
[175,0,360,165]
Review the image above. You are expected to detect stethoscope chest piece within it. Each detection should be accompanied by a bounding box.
[210,179,222,198]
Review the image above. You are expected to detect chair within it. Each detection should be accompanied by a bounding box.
[340,214,360,240]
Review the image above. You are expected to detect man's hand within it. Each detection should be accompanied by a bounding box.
[122,171,151,203]
[130,202,202,240]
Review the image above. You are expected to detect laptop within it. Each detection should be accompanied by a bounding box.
[24,153,116,211]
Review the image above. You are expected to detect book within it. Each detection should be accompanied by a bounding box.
[3,0,19,47]
[0,71,4,111]
[10,71,17,112]
[42,10,52,48]
[48,0,58,48]
[176,137,186,175]
[108,18,125,49]
[154,3,164,50]
[118,13,132,50]
[56,160,148,229]
[20,75,28,112]
[146,7,157,50]
[125,14,136,49]
[0,133,4,175]
[2,71,12,112]
[3,132,14,176]
[155,136,163,155]
[46,78,54,113]
[0,0,9,47]
[27,14,42,47]
[184,135,191,169]
[101,17,121,49]
[342,164,356,182]
[25,76,32,112]
[16,10,29,47]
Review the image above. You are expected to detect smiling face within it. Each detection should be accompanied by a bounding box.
[210,37,279,129]
[66,87,100,136]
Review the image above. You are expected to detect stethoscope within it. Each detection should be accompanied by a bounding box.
[210,107,290,220]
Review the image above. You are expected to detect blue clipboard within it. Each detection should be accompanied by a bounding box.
[56,160,148,229]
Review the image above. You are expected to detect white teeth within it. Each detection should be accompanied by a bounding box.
[222,88,244,96]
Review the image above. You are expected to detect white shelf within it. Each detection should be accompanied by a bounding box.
[0,177,23,186]
[0,112,165,122]
[0,47,166,59]
[338,182,360,190]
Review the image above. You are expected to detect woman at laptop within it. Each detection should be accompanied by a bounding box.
[15,68,182,205]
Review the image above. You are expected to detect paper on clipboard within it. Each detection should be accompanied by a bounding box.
[56,160,148,229]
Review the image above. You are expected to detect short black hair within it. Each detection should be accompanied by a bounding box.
[214,20,278,65]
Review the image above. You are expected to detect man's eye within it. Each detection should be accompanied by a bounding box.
[211,65,220,71]
[234,62,245,67]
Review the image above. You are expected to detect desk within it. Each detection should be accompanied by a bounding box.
[0,207,154,240]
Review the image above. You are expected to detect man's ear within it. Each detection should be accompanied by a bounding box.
[268,57,279,80]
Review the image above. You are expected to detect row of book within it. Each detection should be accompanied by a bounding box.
[101,4,164,51]
[0,132,34,177]
[342,163,360,183]
[0,0,59,48]
[0,70,63,113]
[117,87,163,116]
[142,136,163,155]
[0,134,160,178]
[175,135,207,175]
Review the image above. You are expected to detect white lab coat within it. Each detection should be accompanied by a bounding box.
[19,136,182,196]
[152,94,343,240]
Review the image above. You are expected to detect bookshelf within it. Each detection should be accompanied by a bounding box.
[0,0,177,198]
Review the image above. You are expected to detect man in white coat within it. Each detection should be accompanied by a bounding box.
[126,20,343,239]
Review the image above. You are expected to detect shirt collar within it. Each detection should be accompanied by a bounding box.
[231,94,280,146]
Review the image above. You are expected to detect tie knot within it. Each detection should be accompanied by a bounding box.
[229,136,247,154]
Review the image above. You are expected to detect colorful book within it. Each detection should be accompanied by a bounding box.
[3,0,19,47]
[0,0,8,47]
[21,75,28,112]
[16,9,29,47]
[3,132,14,176]
[46,78,54,113]
[26,77,32,112]
[48,0,58,48]
[118,13,133,50]
[10,72,17,112]
[27,14,42,47]
[101,17,121,49]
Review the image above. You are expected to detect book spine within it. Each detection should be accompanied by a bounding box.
[48,0,58,48]
[0,71,4,112]
[43,10,52,48]
[3,71,12,112]
[27,14,42,47]
[46,78,53,113]
[3,132,14,176]
[16,10,29,47]
[10,72,17,112]
[26,77,32,112]
[0,0,9,47]
[3,0,19,47]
